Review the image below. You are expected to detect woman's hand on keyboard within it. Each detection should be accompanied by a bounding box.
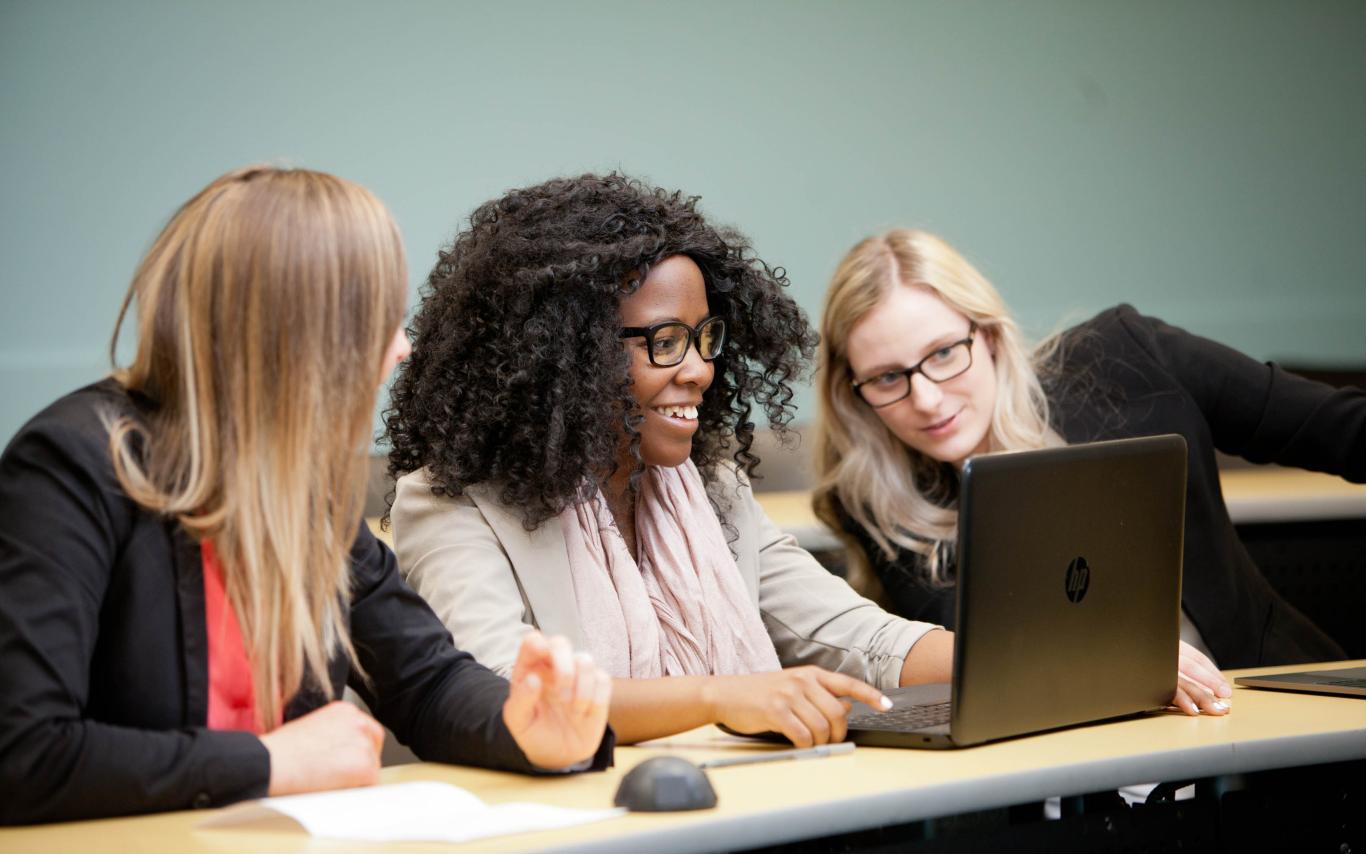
[702,667,892,747]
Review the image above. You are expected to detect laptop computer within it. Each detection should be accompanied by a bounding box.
[844,434,1188,748]
[1234,666,1366,698]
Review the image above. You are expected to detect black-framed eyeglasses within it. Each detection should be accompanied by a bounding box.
[851,323,977,408]
[620,316,726,367]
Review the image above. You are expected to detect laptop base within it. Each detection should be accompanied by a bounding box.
[1235,666,1366,698]
[846,683,955,749]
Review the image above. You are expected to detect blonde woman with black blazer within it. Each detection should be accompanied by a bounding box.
[0,167,612,825]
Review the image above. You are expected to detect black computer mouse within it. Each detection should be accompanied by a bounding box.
[612,756,718,812]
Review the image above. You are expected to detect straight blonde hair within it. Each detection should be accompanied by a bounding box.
[107,166,407,729]
[813,229,1060,595]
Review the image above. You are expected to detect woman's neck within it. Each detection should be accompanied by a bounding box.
[602,463,639,558]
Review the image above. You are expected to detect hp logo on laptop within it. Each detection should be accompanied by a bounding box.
[1065,556,1090,603]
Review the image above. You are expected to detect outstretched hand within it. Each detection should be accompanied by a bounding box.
[705,666,892,747]
[1168,640,1232,716]
[503,631,612,770]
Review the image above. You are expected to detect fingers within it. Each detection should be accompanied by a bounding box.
[814,668,892,712]
[509,630,574,701]
[503,669,543,734]
[570,652,598,718]
[772,708,815,748]
[1169,685,1200,716]
[359,707,385,753]
[1168,676,1230,717]
[509,630,550,683]
[575,663,612,735]
[504,644,611,770]
[1178,672,1230,715]
[516,633,574,701]
[788,691,835,745]
[804,684,852,743]
[768,669,862,746]
[1168,643,1232,716]
[505,635,611,741]
[505,633,553,736]
[592,667,611,714]
[1178,642,1232,698]
[546,635,576,701]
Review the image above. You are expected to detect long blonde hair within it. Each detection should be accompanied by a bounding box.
[107,166,407,728]
[813,229,1058,595]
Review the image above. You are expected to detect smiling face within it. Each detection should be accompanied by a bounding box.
[844,284,997,467]
[618,254,715,469]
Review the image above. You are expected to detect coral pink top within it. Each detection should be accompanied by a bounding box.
[201,541,273,733]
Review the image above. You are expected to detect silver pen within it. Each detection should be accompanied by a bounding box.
[697,741,856,769]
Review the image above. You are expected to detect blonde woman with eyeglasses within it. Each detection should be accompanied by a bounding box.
[0,166,611,825]
[813,229,1365,713]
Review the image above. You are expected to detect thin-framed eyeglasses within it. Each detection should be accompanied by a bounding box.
[851,323,977,408]
[619,316,726,367]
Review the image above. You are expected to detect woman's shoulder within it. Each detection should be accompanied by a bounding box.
[1051,304,1180,380]
[391,466,484,517]
[388,468,540,556]
[1062,304,1241,384]
[393,465,436,496]
[0,379,149,538]
[3,379,140,466]
[1062,303,1153,346]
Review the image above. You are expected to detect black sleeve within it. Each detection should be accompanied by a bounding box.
[840,510,957,629]
[0,403,268,825]
[344,526,612,774]
[1114,306,1366,481]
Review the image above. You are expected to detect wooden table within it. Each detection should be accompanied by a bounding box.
[1216,467,1366,523]
[4,661,1363,854]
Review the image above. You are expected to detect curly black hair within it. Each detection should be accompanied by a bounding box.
[384,172,817,530]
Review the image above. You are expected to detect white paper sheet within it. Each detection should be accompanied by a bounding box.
[198,781,624,843]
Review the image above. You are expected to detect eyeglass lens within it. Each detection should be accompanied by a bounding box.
[653,318,724,366]
[858,340,972,406]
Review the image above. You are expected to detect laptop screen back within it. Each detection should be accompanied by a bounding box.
[950,434,1188,746]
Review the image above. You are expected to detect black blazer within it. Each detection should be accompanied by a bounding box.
[839,305,1366,669]
[0,381,611,825]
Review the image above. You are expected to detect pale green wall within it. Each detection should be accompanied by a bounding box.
[3,0,1364,448]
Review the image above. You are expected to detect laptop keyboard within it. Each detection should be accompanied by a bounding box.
[1326,679,1366,688]
[848,701,951,732]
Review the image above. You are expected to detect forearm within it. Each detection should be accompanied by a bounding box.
[347,528,545,774]
[399,663,537,773]
[607,676,718,744]
[898,628,954,686]
[1133,309,1366,478]
[0,723,268,824]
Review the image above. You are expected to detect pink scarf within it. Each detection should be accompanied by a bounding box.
[562,460,782,679]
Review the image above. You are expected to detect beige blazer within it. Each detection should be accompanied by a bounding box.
[392,465,938,691]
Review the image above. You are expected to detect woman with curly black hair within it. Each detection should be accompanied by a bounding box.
[386,173,953,746]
